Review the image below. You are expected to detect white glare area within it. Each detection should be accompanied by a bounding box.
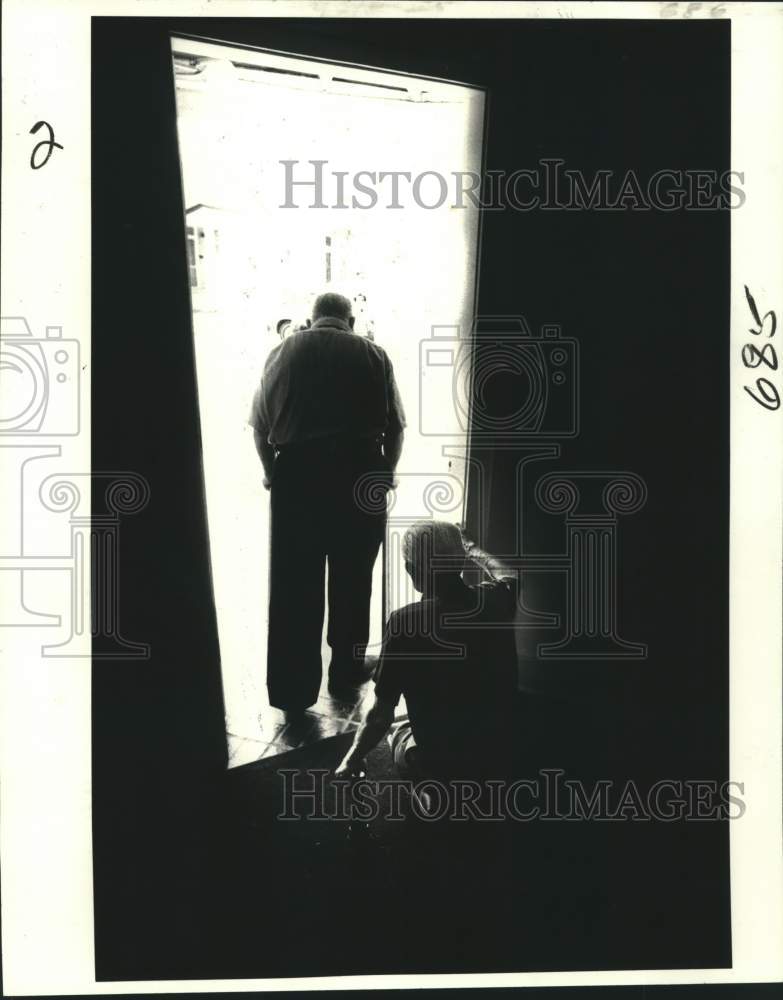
[172,38,484,739]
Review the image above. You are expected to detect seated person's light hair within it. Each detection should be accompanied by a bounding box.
[312,292,353,323]
[402,520,467,581]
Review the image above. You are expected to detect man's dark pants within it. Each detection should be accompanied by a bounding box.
[267,437,388,710]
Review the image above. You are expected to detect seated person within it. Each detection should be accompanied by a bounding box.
[335,520,518,782]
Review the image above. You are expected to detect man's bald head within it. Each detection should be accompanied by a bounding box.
[312,292,354,324]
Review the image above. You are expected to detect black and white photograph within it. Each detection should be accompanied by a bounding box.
[1,1,782,994]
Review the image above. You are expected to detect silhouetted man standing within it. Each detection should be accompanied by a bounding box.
[249,292,405,712]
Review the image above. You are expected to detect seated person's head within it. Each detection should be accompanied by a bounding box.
[312,291,354,327]
[402,520,466,596]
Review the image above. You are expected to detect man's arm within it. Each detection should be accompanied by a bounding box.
[383,425,404,473]
[249,346,284,488]
[382,352,406,476]
[464,537,517,586]
[335,694,396,777]
[252,428,277,489]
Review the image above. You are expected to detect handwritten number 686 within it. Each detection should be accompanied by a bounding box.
[743,285,779,411]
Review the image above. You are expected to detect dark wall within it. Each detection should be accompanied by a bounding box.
[93,16,730,979]
[473,23,730,719]
[92,20,228,979]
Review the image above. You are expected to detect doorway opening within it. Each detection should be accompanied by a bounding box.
[171,35,485,765]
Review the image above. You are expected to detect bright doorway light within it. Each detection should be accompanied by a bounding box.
[172,35,485,746]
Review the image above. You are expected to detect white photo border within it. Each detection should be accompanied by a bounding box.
[1,0,781,993]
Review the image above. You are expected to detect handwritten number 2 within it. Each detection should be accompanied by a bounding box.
[29,121,63,170]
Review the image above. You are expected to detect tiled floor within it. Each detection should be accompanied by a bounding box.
[227,677,375,769]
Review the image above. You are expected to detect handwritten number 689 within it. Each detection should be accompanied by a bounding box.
[743,285,779,411]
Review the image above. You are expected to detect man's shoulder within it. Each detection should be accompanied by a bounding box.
[369,341,397,376]
[289,326,388,358]
[279,328,313,352]
[262,328,321,370]
[362,336,390,361]
[346,332,391,367]
[262,339,286,372]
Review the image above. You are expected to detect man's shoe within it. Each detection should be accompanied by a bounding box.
[327,654,374,697]
[282,705,309,720]
[268,700,312,716]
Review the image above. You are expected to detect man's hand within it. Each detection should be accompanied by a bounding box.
[253,428,277,487]
[334,754,365,779]
[333,695,395,779]
[383,426,404,478]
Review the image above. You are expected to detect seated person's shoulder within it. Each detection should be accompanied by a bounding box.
[386,600,427,636]
[473,578,518,620]
[375,604,423,702]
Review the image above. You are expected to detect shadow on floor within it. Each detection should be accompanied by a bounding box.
[227,668,380,767]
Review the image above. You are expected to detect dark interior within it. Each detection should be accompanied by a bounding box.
[92,16,730,980]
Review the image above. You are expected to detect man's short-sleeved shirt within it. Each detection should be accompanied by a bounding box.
[374,579,518,775]
[248,316,406,447]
